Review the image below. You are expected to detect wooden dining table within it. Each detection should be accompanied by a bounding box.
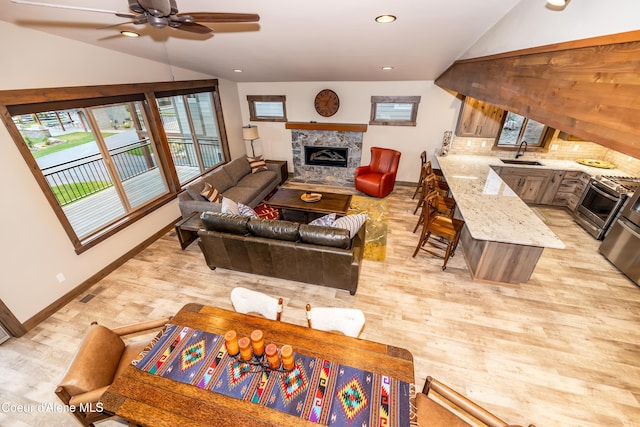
[100,303,416,427]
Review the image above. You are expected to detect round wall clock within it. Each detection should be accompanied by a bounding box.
[314,89,340,117]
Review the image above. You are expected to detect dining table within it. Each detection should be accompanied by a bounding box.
[100,303,416,427]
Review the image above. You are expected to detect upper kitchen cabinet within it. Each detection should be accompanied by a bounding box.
[455,96,505,138]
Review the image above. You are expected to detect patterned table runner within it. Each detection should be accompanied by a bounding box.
[134,324,412,426]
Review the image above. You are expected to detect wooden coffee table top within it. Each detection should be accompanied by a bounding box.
[265,188,352,216]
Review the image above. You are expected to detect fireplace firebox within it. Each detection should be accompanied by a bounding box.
[304,146,348,168]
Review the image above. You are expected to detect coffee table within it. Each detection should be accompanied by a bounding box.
[264,188,352,223]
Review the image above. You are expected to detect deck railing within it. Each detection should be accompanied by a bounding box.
[42,137,223,206]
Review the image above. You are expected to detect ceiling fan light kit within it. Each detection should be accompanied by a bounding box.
[11,0,259,34]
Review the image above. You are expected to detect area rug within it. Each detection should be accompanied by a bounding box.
[348,195,389,262]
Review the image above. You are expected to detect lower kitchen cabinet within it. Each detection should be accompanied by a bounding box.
[498,167,552,203]
[553,170,589,211]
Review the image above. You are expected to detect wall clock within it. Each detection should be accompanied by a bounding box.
[314,89,340,117]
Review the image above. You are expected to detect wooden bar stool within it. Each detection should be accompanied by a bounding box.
[414,161,450,214]
[413,191,465,270]
[412,150,428,200]
[413,174,456,233]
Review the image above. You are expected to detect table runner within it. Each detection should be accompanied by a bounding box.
[134,324,411,426]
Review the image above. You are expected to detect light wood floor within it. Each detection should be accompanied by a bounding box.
[1,184,639,427]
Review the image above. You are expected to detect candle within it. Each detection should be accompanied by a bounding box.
[238,336,252,361]
[224,330,239,356]
[265,343,280,369]
[280,344,295,371]
[250,330,265,357]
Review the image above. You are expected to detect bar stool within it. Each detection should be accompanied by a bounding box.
[414,161,449,214]
[413,174,456,233]
[413,191,465,270]
[412,151,428,200]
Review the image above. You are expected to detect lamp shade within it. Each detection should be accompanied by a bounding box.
[242,125,259,141]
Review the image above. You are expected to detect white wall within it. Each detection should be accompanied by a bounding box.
[462,0,640,59]
[237,81,461,183]
[0,22,241,323]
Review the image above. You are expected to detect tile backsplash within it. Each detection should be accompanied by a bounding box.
[447,134,640,176]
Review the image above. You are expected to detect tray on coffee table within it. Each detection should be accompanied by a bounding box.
[265,188,352,222]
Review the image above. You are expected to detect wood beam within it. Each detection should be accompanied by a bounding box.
[435,31,640,159]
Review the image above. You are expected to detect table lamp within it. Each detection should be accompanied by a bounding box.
[242,124,260,157]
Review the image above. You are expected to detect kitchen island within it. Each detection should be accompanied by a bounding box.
[436,155,566,283]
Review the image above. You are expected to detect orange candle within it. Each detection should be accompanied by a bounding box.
[265,343,280,369]
[224,330,239,356]
[280,344,295,371]
[238,336,252,361]
[250,330,265,357]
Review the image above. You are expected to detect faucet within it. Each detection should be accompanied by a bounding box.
[515,140,528,158]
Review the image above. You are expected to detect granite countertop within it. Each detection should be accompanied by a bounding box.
[435,155,573,249]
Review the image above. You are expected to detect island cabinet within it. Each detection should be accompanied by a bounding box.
[455,97,505,138]
[498,167,553,203]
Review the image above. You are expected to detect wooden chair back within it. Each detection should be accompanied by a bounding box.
[418,376,536,427]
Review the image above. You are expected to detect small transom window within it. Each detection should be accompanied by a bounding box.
[247,95,287,122]
[370,96,420,126]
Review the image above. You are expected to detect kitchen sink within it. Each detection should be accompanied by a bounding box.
[500,159,544,166]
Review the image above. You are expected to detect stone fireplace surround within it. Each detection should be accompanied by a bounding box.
[287,122,366,187]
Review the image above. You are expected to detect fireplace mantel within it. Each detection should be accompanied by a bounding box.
[285,122,367,132]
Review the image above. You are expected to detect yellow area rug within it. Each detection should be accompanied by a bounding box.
[348,195,389,262]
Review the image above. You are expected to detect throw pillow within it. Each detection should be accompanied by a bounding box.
[221,197,240,215]
[309,213,336,227]
[238,202,259,218]
[332,213,367,238]
[200,182,221,202]
[247,155,268,174]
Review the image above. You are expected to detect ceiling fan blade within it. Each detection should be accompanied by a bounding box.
[175,21,213,34]
[178,12,260,23]
[10,0,124,15]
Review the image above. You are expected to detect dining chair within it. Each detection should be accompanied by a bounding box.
[230,287,284,321]
[413,191,465,270]
[417,376,536,427]
[414,173,457,233]
[55,317,171,427]
[412,150,428,200]
[305,303,365,338]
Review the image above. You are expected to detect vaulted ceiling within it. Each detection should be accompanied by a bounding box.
[1,0,521,82]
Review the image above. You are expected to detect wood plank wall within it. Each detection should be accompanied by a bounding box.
[435,31,640,159]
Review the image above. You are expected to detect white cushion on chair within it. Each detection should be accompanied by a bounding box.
[230,287,282,320]
[306,306,365,338]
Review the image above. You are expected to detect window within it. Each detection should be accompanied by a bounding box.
[247,95,287,122]
[0,80,229,253]
[495,111,553,150]
[370,96,421,126]
[156,91,226,184]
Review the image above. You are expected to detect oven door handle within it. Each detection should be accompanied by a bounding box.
[618,217,640,239]
[590,183,620,202]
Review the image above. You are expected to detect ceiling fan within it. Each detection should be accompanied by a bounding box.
[10,0,260,34]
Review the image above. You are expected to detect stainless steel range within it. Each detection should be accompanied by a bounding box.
[574,175,640,239]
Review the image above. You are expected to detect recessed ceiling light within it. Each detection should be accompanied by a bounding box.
[381,66,393,71]
[233,69,243,73]
[120,30,140,37]
[546,0,567,5]
[375,15,396,23]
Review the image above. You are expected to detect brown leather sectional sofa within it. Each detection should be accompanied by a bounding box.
[198,212,365,295]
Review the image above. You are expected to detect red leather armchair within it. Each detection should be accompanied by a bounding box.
[355,147,401,198]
